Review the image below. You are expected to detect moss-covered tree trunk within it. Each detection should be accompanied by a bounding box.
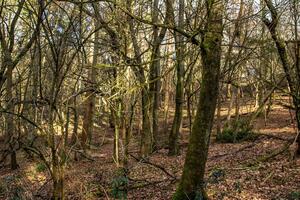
[140,89,153,158]
[173,0,223,199]
[52,159,64,200]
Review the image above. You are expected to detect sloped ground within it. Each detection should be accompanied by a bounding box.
[0,106,300,200]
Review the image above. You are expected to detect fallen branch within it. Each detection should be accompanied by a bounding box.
[247,143,290,166]
[129,153,177,180]
[210,142,257,160]
[128,178,173,190]
[71,148,96,161]
[259,133,293,142]
[262,171,275,184]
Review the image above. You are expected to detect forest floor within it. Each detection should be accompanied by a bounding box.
[1,104,300,200]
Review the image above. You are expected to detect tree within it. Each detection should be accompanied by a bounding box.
[173,0,223,198]
[0,0,43,170]
[81,12,99,149]
[168,0,185,155]
[262,0,300,155]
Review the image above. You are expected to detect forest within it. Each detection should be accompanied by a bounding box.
[0,0,299,199]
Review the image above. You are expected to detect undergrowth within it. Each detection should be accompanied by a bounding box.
[216,118,258,143]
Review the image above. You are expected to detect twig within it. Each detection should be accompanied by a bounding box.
[99,185,111,200]
[262,171,275,184]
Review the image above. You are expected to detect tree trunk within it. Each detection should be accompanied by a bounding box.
[28,39,40,142]
[168,0,185,156]
[125,0,153,158]
[296,108,300,154]
[216,84,222,137]
[64,107,70,145]
[163,74,171,133]
[227,85,234,121]
[52,161,64,200]
[173,0,223,198]
[81,20,98,148]
[149,7,161,150]
[5,59,18,170]
[49,103,64,200]
[149,0,172,150]
[235,86,240,120]
[263,0,300,154]
[113,91,122,166]
[70,102,78,146]
[185,64,195,133]
[140,89,153,158]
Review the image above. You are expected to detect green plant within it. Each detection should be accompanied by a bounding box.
[111,169,128,200]
[0,182,6,195]
[288,191,300,200]
[216,118,257,143]
[11,186,24,200]
[35,163,47,173]
[111,176,128,200]
[233,181,242,193]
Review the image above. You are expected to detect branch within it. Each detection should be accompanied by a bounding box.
[57,0,201,45]
[13,0,45,67]
[129,153,177,180]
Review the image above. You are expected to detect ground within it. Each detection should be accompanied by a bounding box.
[0,103,300,200]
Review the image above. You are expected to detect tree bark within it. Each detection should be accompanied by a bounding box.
[173,0,223,198]
[81,18,99,148]
[216,84,222,137]
[4,59,18,170]
[168,0,185,156]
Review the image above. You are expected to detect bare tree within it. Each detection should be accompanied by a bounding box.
[173,0,223,198]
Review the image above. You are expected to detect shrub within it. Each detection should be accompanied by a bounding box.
[35,163,47,173]
[216,118,257,143]
[111,169,128,200]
